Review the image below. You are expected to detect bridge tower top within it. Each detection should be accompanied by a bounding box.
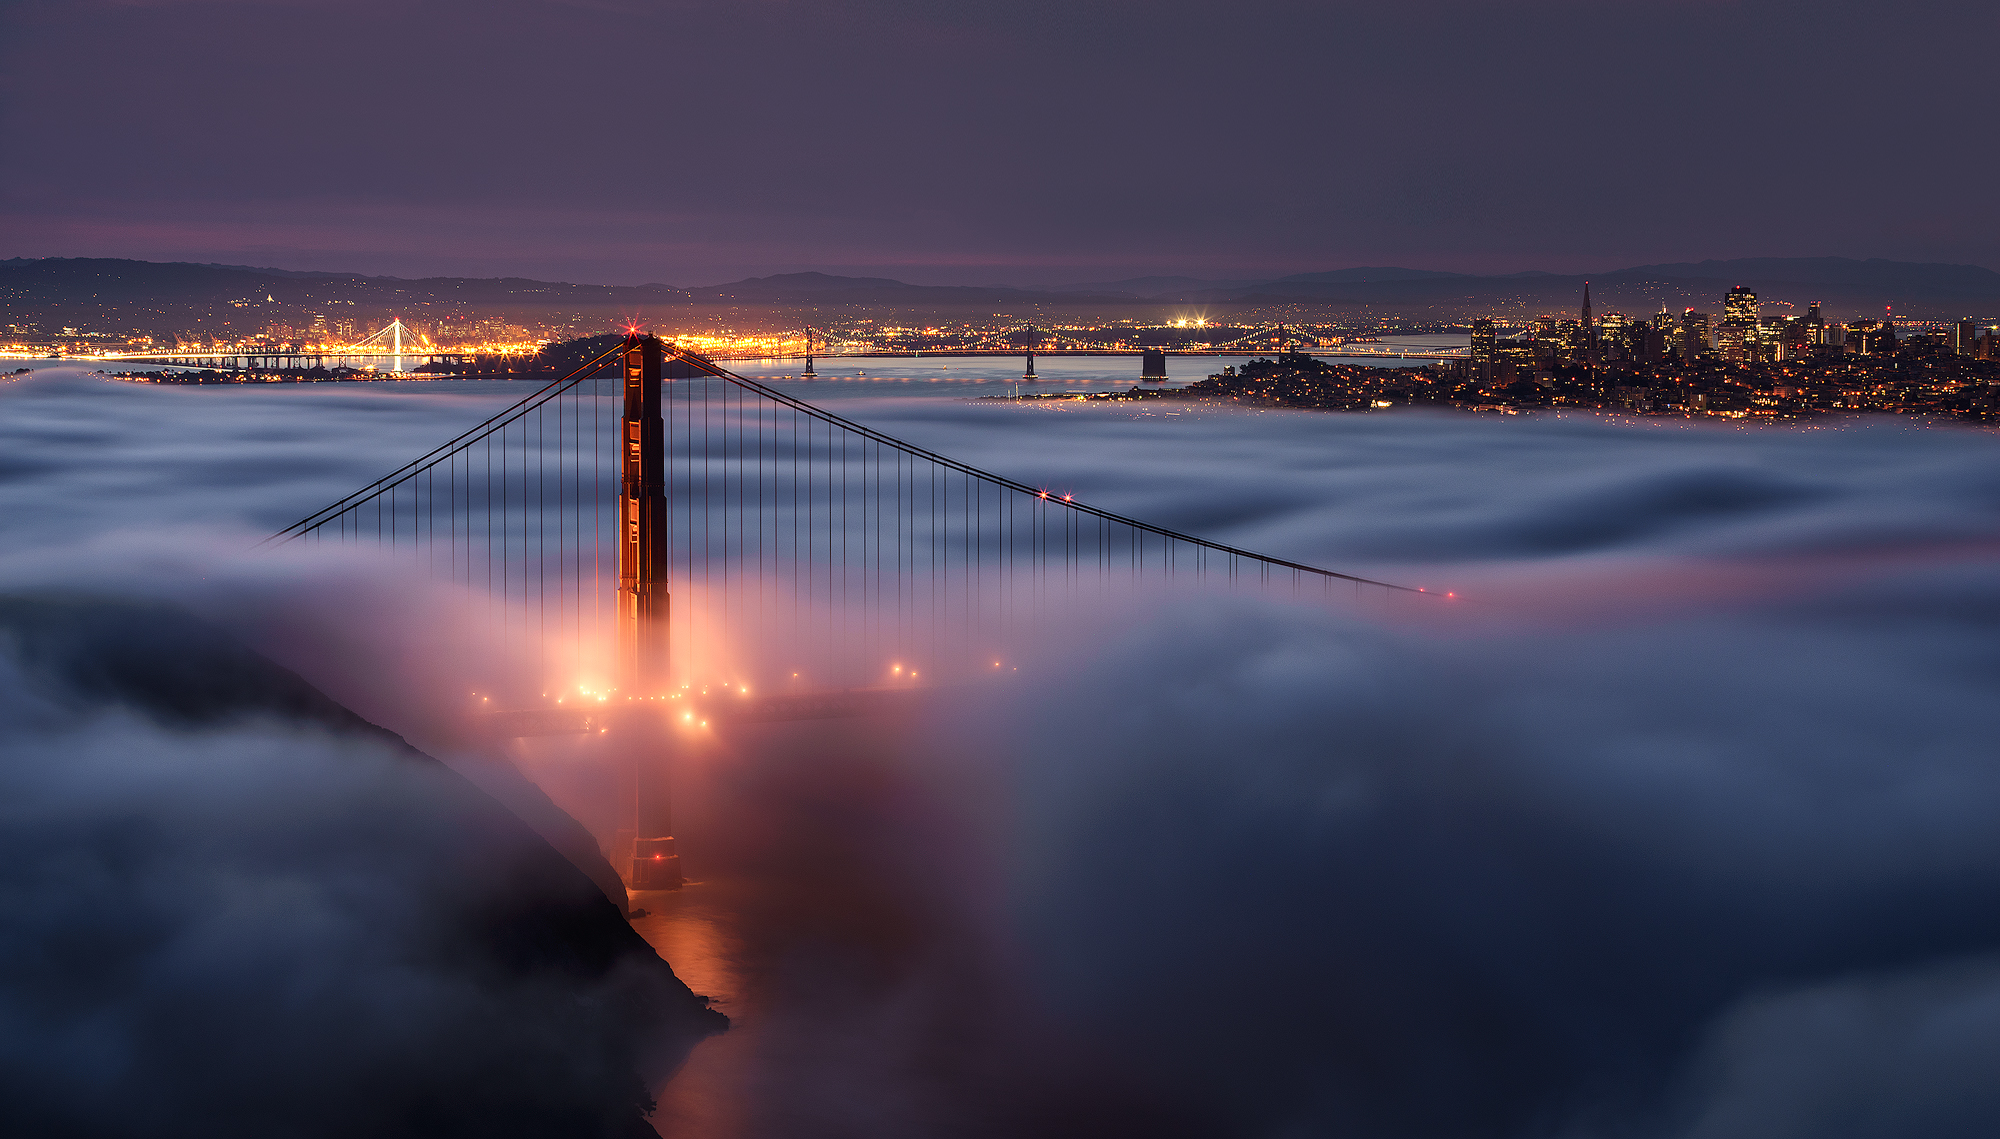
[617,335,670,693]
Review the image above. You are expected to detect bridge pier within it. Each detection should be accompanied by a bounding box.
[610,706,682,892]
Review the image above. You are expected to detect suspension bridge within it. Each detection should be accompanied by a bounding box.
[266,335,1438,890]
[87,318,479,372]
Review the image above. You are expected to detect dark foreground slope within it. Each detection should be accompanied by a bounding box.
[0,596,725,1139]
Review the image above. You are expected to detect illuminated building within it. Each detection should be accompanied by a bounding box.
[1720,286,1758,363]
[1717,323,1749,364]
[1599,311,1628,359]
[1581,282,1597,363]
[1680,310,1711,358]
[1641,316,1667,363]
[1724,286,1758,326]
[1955,318,1977,355]
[1471,318,1496,383]
[1773,317,1808,361]
[1804,302,1826,346]
[1843,320,1895,355]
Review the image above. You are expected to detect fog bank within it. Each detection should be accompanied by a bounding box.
[2,367,1997,1136]
[0,596,723,1137]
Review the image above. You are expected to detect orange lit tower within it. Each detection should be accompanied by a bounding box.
[617,334,671,693]
[615,333,683,892]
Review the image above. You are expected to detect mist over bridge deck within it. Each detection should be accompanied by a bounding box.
[269,334,1445,885]
[268,334,1441,692]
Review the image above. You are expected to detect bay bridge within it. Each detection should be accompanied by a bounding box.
[266,334,1443,891]
[85,317,1465,378]
[712,323,1468,367]
[85,318,483,373]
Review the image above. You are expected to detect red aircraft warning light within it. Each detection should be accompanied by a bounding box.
[630,836,683,890]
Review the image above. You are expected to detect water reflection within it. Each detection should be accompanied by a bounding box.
[600,704,1211,1139]
[631,885,754,1139]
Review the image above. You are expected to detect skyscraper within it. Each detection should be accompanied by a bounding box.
[1471,318,1496,383]
[1681,310,1711,359]
[1721,286,1758,363]
[1956,318,1977,355]
[1781,317,1811,359]
[1804,302,1826,346]
[1724,286,1758,326]
[1642,317,1667,363]
[1581,282,1598,363]
[1717,323,1750,364]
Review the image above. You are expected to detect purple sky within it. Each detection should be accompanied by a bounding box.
[3,0,1994,286]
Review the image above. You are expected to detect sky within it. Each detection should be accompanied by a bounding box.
[3,369,2000,1134]
[3,0,1997,286]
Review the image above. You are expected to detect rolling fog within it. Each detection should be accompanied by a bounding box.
[2,367,1998,1137]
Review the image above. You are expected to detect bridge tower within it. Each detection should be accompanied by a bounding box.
[617,335,671,691]
[616,334,681,892]
[802,326,817,378]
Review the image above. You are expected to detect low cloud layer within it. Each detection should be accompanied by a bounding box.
[973,568,2000,1136]
[0,593,722,1137]
[2,368,1998,1135]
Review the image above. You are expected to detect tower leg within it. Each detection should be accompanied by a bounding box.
[615,335,681,893]
[612,706,682,891]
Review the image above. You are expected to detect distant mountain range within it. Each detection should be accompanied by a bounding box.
[0,258,693,308]
[5,256,1997,320]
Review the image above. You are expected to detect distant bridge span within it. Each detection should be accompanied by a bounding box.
[714,348,1468,364]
